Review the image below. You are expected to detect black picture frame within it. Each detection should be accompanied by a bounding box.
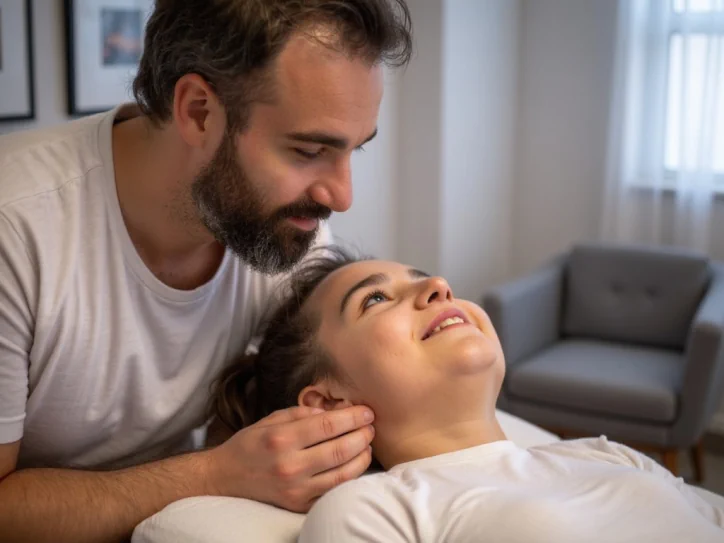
[0,0,35,122]
[64,0,152,117]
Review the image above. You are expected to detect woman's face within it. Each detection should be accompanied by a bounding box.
[302,260,506,428]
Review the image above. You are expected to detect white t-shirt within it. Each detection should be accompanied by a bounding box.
[300,436,724,543]
[0,106,331,469]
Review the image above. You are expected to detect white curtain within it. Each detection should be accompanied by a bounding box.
[602,0,724,253]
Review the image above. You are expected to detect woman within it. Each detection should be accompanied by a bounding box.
[210,247,724,542]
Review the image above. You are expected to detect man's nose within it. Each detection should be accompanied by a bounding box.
[308,158,353,213]
[415,277,454,309]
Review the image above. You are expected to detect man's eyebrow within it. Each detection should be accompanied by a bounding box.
[340,273,388,315]
[287,128,378,151]
[338,268,430,316]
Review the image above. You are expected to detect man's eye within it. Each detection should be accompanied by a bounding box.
[362,290,389,311]
[294,148,324,159]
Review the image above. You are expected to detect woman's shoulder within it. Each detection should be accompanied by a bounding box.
[299,474,411,542]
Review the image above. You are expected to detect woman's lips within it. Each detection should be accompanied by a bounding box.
[423,308,470,340]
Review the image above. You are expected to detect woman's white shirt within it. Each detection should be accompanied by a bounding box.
[299,436,724,543]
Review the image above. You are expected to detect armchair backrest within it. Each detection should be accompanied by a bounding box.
[561,243,711,350]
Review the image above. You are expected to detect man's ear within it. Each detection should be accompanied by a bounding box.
[298,382,352,411]
[172,73,226,151]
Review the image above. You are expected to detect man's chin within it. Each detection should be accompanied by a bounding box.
[234,235,316,274]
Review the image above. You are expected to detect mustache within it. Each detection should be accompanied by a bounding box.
[275,200,332,222]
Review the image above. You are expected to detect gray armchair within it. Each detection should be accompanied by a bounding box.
[483,243,724,481]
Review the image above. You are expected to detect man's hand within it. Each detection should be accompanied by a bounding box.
[207,405,376,512]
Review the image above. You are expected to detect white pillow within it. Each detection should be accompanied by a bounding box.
[131,411,723,542]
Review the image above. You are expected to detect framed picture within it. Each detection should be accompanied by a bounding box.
[65,0,153,116]
[0,0,35,122]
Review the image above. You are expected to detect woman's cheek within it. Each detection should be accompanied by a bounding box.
[460,301,496,336]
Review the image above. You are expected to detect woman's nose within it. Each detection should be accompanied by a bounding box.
[415,276,454,308]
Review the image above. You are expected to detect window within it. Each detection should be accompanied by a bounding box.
[664,0,724,177]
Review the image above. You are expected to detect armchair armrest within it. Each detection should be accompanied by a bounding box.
[482,255,566,368]
[673,265,724,446]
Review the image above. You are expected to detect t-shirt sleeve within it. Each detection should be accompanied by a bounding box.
[0,212,36,444]
[573,436,724,529]
[299,477,415,543]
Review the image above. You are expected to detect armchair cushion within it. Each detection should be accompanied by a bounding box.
[506,339,684,423]
[562,244,710,349]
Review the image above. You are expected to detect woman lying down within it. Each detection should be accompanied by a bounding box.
[210,247,724,542]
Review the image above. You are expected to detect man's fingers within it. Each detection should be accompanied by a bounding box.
[299,425,375,477]
[255,406,325,428]
[307,445,374,500]
[293,405,375,449]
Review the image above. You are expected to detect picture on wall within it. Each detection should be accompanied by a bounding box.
[65,0,153,116]
[0,0,35,122]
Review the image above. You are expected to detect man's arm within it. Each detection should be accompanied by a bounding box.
[0,443,217,543]
[0,405,375,543]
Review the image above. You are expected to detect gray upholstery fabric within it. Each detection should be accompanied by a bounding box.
[562,244,710,349]
[483,255,564,367]
[673,266,724,445]
[506,340,683,423]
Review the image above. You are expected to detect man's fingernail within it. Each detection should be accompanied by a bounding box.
[312,408,325,414]
[363,409,374,422]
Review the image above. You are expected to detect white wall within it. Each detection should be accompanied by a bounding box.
[396,0,445,275]
[397,0,520,301]
[440,0,519,300]
[329,71,400,260]
[511,0,618,276]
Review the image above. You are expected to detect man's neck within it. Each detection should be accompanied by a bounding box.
[111,110,225,290]
[374,411,507,470]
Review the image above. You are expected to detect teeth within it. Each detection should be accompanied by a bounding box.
[430,316,465,336]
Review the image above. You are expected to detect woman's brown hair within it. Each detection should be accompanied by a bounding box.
[209,245,366,432]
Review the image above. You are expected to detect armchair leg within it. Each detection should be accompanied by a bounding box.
[690,441,705,483]
[662,450,679,477]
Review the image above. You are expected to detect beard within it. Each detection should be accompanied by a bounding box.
[191,131,331,275]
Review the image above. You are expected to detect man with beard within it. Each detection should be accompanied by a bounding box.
[0,1,412,541]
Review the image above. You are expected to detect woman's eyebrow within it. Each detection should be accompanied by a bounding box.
[340,273,388,315]
[409,268,430,279]
[338,268,431,316]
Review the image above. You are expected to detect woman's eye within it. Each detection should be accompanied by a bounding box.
[294,148,324,160]
[362,291,389,311]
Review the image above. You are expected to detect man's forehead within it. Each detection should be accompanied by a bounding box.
[271,33,383,116]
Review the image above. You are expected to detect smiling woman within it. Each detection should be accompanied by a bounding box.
[209,246,724,543]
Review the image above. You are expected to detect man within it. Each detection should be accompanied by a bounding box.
[0,1,412,541]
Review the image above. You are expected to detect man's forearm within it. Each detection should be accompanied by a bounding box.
[0,449,218,543]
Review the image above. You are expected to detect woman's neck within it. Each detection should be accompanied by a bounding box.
[373,412,507,470]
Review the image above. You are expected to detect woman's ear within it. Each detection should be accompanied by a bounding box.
[298,382,352,411]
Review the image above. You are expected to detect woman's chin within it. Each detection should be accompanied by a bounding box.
[443,337,501,375]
